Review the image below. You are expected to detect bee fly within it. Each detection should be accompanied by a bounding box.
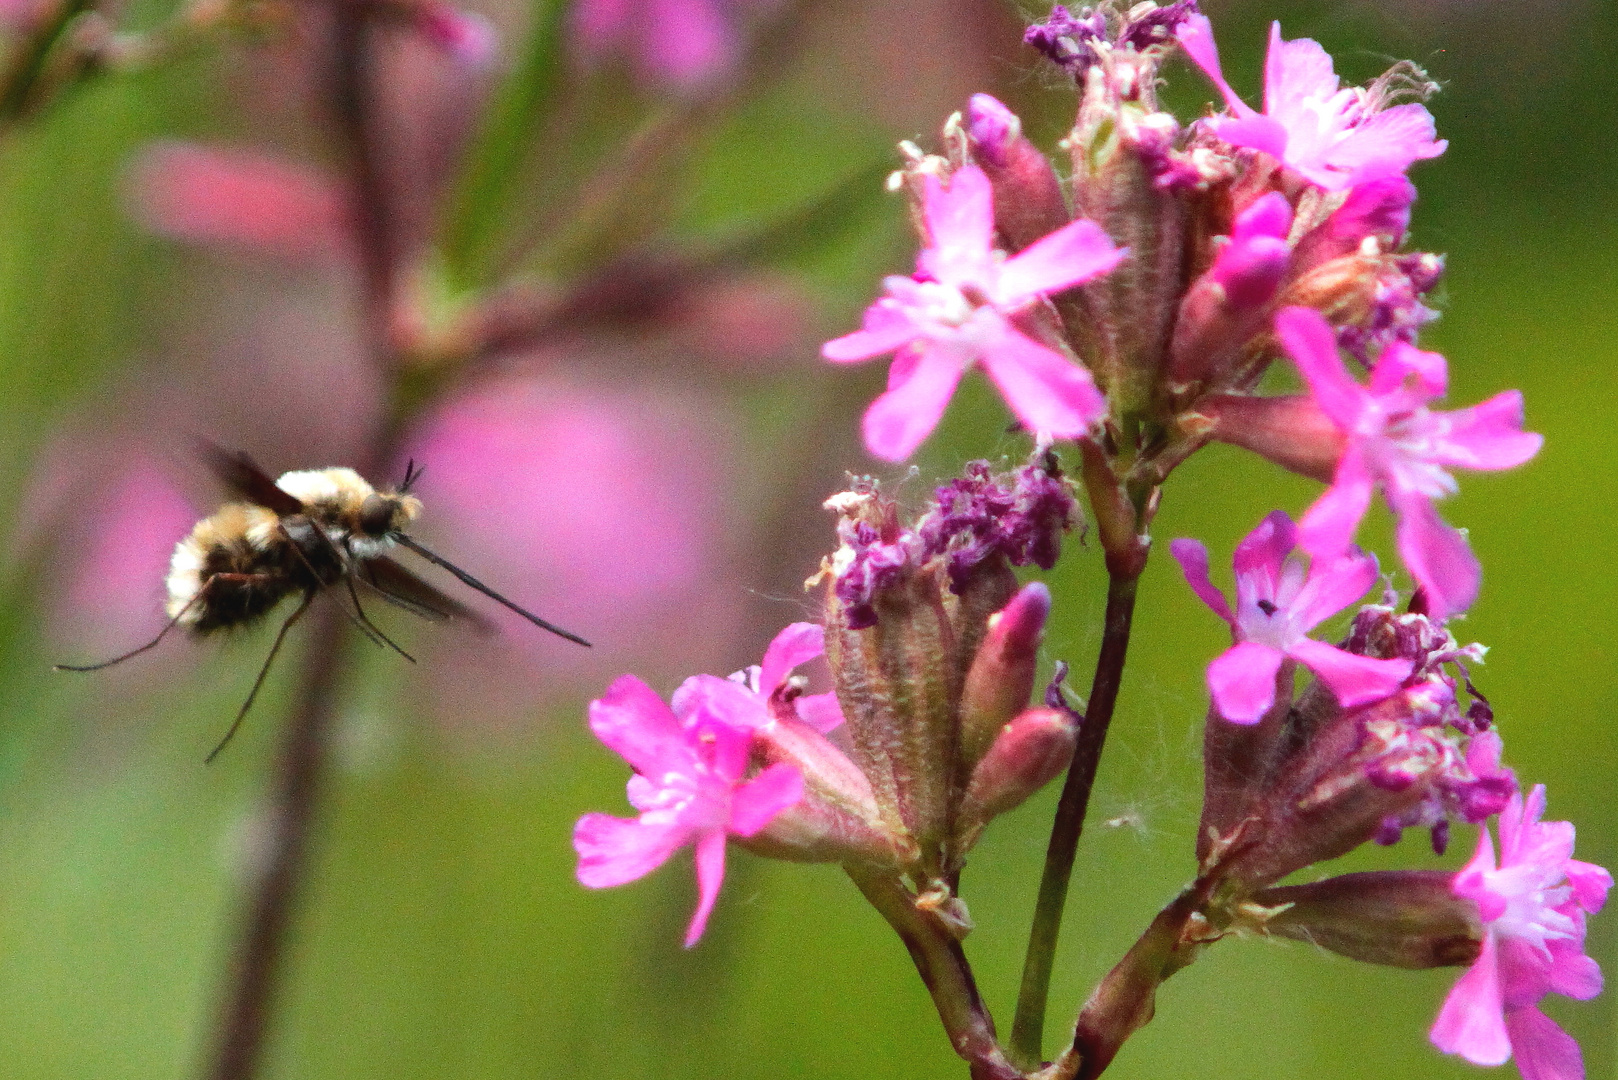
[56,445,589,761]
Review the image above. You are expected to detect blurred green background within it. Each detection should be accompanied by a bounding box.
[0,1,1613,1078]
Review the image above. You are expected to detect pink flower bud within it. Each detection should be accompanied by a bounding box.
[958,582,1050,768]
[962,94,1072,253]
[956,706,1079,851]
[414,3,498,67]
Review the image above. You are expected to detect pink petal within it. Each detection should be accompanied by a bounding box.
[728,762,805,837]
[1504,1006,1584,1080]
[127,142,345,261]
[671,673,769,733]
[1370,340,1448,399]
[795,691,846,733]
[1286,637,1411,709]
[1324,176,1414,248]
[1175,14,1252,116]
[996,218,1126,306]
[1390,491,1480,618]
[1287,549,1378,632]
[1207,641,1287,724]
[1275,307,1366,431]
[1328,103,1446,185]
[1297,444,1375,560]
[1453,825,1505,921]
[574,813,688,888]
[758,622,826,696]
[1169,537,1235,627]
[822,300,921,363]
[1232,509,1297,609]
[861,344,967,462]
[588,675,694,776]
[684,829,728,947]
[1209,113,1290,160]
[1565,860,1613,914]
[919,166,995,278]
[1431,935,1511,1066]
[976,321,1105,438]
[1542,942,1603,1002]
[1434,391,1544,471]
[1263,22,1339,120]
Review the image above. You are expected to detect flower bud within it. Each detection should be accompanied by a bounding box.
[958,582,1050,768]
[1243,871,1482,969]
[955,706,1079,852]
[960,94,1071,253]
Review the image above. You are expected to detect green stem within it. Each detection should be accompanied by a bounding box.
[1008,569,1141,1069]
[845,866,1021,1080]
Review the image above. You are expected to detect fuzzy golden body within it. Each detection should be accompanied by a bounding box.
[164,467,423,635]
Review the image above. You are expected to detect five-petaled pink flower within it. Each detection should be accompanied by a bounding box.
[822,165,1126,462]
[573,673,804,947]
[1277,306,1543,618]
[1175,16,1446,191]
[1171,510,1413,724]
[1431,785,1612,1080]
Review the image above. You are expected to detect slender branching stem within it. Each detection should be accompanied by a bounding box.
[1008,568,1142,1070]
[202,6,404,1078]
[845,866,1022,1080]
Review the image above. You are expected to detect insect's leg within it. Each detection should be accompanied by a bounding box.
[343,574,416,664]
[203,590,314,765]
[53,571,232,672]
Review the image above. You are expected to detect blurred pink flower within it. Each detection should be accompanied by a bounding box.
[1170,510,1411,724]
[823,165,1125,461]
[1276,306,1542,618]
[397,375,737,700]
[1176,16,1446,191]
[574,673,803,946]
[126,142,345,262]
[571,0,769,88]
[1431,785,1611,1080]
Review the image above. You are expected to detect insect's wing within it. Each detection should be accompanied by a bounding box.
[197,440,305,516]
[362,556,496,634]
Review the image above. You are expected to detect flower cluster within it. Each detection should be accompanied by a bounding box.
[570,6,1605,1080]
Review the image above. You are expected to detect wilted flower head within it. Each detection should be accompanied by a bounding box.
[1431,786,1611,1080]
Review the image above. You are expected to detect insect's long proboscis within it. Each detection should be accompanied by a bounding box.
[393,534,591,647]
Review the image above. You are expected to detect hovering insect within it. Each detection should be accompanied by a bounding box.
[56,445,589,761]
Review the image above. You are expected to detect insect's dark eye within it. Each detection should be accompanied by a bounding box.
[358,494,395,536]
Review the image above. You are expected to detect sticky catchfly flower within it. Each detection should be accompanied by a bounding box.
[1277,306,1543,617]
[1176,16,1446,191]
[823,165,1126,461]
[1431,786,1612,1080]
[1171,510,1412,724]
[574,674,804,946]
[679,621,845,734]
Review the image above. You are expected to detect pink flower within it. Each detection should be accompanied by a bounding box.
[823,165,1126,462]
[1431,786,1612,1080]
[1170,510,1412,724]
[572,0,765,88]
[1277,306,1543,617]
[1176,16,1446,191]
[574,674,804,947]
